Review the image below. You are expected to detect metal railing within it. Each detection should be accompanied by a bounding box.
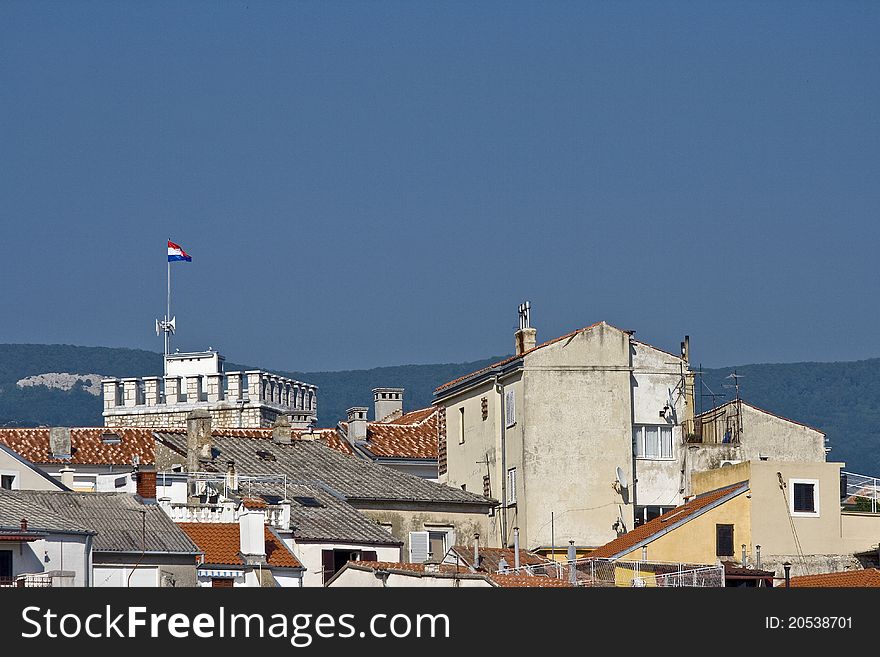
[499,557,725,588]
[841,471,880,513]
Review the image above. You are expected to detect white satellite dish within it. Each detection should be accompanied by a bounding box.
[615,466,627,489]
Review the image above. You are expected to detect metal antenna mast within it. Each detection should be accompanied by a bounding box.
[156,238,178,375]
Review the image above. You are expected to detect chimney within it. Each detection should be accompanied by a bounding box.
[513,527,521,569]
[239,509,266,562]
[135,465,157,502]
[59,465,75,489]
[346,407,368,442]
[514,301,537,355]
[272,415,292,444]
[20,518,28,532]
[49,427,71,460]
[372,388,404,422]
[290,412,312,430]
[186,409,213,473]
[472,533,481,571]
[225,460,239,493]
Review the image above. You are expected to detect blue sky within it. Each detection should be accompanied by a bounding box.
[1,2,878,371]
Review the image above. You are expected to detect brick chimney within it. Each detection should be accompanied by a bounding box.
[373,388,404,422]
[135,465,157,502]
[346,407,368,442]
[20,518,28,532]
[49,427,71,460]
[513,301,536,355]
[272,415,292,444]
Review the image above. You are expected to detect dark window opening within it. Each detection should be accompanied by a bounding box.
[322,549,378,584]
[716,524,734,557]
[793,483,816,513]
[0,475,14,490]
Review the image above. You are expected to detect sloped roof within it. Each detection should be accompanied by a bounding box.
[343,407,439,460]
[0,427,155,465]
[153,431,494,507]
[790,568,880,588]
[449,545,550,573]
[435,322,634,394]
[697,399,825,435]
[0,489,199,554]
[285,483,401,546]
[0,488,93,535]
[331,561,572,587]
[178,523,302,569]
[487,573,573,588]
[589,482,749,559]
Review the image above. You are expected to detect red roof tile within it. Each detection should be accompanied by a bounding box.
[790,568,880,588]
[488,573,573,588]
[589,482,749,559]
[178,522,302,569]
[0,427,155,466]
[363,408,438,459]
[156,426,354,456]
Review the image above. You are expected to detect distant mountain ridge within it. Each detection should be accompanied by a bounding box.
[0,343,877,475]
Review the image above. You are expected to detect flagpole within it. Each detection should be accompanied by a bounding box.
[166,239,171,369]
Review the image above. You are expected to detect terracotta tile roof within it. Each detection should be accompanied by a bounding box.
[241,497,268,509]
[450,545,550,572]
[589,482,749,559]
[178,522,302,569]
[790,568,880,588]
[360,409,439,459]
[487,573,574,588]
[0,427,155,466]
[435,322,609,394]
[352,561,464,575]
[386,407,436,425]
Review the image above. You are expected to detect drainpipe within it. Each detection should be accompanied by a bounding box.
[495,376,508,547]
[513,527,520,570]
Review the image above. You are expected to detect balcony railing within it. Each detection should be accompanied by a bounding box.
[0,574,53,588]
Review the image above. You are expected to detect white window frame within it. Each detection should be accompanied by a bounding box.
[0,470,20,490]
[633,425,674,460]
[424,525,454,562]
[505,389,516,428]
[789,478,820,517]
[506,467,517,505]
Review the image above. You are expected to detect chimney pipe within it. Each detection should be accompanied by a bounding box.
[568,540,577,585]
[755,545,762,570]
[20,518,28,532]
[513,527,521,570]
[472,533,480,571]
[226,460,238,493]
[514,301,537,355]
[59,465,75,489]
[783,561,792,588]
[741,543,747,566]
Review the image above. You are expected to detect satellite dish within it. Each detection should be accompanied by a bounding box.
[615,466,627,489]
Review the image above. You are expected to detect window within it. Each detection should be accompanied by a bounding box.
[0,551,13,579]
[483,474,491,498]
[322,549,378,583]
[716,524,734,557]
[790,479,820,517]
[633,505,673,527]
[633,425,673,459]
[506,467,517,504]
[505,389,516,427]
[428,531,448,561]
[409,531,430,563]
[0,474,15,490]
[458,407,465,444]
[481,397,488,421]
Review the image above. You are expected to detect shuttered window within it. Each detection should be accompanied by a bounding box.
[716,524,734,557]
[505,390,516,427]
[409,531,430,563]
[791,480,819,516]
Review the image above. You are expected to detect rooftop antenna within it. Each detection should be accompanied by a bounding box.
[722,370,745,442]
[518,301,531,330]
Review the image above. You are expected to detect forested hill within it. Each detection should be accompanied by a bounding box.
[0,344,877,475]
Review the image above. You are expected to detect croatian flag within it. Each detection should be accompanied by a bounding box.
[168,240,192,262]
